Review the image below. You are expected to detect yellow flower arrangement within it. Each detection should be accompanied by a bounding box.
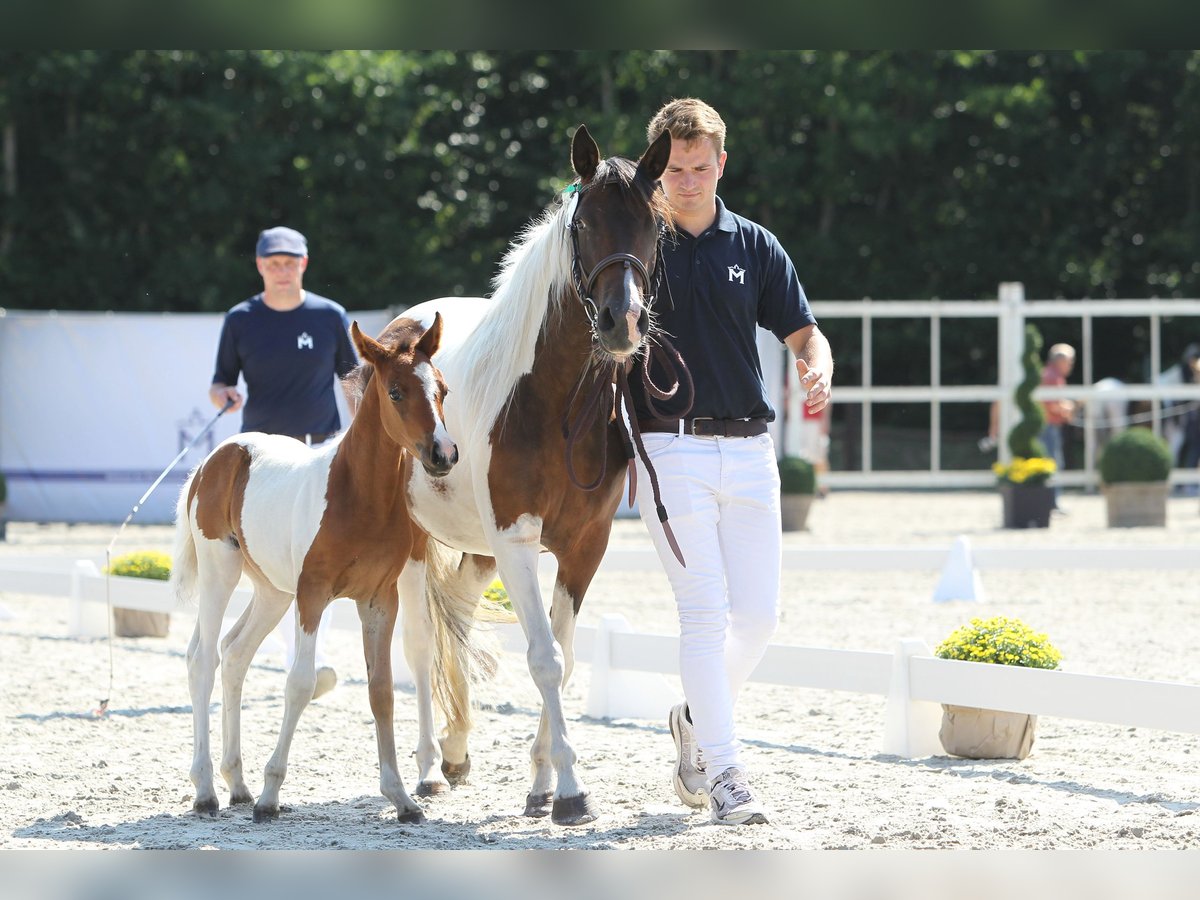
[992,456,1056,485]
[482,578,512,611]
[935,615,1062,670]
[105,550,172,581]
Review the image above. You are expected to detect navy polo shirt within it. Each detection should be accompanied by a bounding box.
[632,197,816,422]
[212,292,358,437]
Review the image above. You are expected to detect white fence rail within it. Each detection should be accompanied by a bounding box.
[5,540,1200,758]
[779,284,1200,489]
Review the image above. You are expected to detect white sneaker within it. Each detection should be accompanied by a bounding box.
[668,703,707,809]
[312,666,338,700]
[708,767,769,826]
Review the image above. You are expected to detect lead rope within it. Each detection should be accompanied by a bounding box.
[561,336,694,567]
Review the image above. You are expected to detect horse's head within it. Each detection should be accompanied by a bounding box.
[567,124,672,361]
[350,314,458,477]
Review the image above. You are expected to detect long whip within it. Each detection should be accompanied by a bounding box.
[94,398,234,717]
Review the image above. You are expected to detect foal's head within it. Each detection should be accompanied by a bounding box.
[350,314,458,477]
[566,124,672,362]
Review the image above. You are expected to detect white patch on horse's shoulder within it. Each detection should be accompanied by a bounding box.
[495,514,544,546]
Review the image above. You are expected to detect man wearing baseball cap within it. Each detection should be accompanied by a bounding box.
[207,225,358,699]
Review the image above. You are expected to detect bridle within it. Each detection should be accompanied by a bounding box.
[559,180,692,566]
[564,182,666,330]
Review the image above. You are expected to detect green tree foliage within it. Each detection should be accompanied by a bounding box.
[3,51,1200,320]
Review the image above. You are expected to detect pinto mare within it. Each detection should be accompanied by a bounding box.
[173,315,457,823]
[396,125,677,826]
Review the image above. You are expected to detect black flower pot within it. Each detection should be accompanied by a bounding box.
[999,483,1054,529]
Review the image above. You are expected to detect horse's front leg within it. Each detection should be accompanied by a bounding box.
[253,587,325,822]
[358,588,425,823]
[526,577,582,818]
[493,540,596,826]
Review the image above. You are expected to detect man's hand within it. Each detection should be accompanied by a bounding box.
[209,384,243,413]
[796,359,831,413]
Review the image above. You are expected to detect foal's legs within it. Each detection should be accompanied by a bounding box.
[359,589,425,822]
[217,578,292,805]
[187,537,245,816]
[253,586,327,822]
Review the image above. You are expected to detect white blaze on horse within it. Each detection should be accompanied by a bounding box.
[395,124,676,825]
[172,315,457,823]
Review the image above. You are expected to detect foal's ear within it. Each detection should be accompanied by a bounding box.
[637,129,671,185]
[571,124,600,183]
[417,311,443,359]
[350,320,385,367]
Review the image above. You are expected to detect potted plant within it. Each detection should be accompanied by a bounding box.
[1098,426,1172,527]
[778,455,816,531]
[994,324,1056,528]
[934,615,1062,759]
[105,550,172,638]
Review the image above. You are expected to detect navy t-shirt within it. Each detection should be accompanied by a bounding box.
[631,197,816,422]
[212,292,358,437]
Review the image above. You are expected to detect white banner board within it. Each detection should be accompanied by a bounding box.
[0,309,392,523]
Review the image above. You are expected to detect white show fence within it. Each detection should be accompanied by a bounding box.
[777,284,1200,489]
[4,539,1200,758]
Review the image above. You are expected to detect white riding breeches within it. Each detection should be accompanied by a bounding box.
[635,431,782,778]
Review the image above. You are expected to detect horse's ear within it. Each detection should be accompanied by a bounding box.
[351,320,385,367]
[571,124,600,183]
[637,129,672,185]
[417,311,443,359]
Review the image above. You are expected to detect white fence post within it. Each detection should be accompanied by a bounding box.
[997,281,1025,466]
[66,559,106,638]
[585,613,681,720]
[882,638,944,758]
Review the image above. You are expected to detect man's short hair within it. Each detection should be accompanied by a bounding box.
[647,98,726,156]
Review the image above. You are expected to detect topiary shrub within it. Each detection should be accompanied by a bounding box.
[1007,324,1048,460]
[0,470,7,504]
[1099,427,1173,484]
[778,456,816,494]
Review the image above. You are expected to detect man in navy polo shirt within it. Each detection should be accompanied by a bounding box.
[208,225,358,699]
[632,99,834,825]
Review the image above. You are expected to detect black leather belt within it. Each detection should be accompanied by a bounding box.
[637,417,769,438]
[286,431,334,445]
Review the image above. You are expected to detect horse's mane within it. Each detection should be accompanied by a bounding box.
[452,156,665,444]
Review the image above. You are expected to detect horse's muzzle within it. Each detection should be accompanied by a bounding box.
[421,440,459,477]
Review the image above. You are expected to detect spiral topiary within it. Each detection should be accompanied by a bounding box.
[1008,323,1048,460]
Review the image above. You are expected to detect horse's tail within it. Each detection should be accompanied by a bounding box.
[423,540,512,739]
[169,470,200,606]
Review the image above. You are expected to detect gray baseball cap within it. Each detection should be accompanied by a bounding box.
[255,226,308,257]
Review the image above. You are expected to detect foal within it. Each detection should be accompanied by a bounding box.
[173,314,455,823]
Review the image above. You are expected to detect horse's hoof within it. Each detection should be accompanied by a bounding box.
[441,753,471,785]
[523,791,552,818]
[416,779,451,797]
[193,797,219,817]
[228,788,254,806]
[252,803,279,823]
[551,793,599,827]
[396,807,426,824]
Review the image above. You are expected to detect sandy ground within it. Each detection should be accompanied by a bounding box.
[2,489,1200,851]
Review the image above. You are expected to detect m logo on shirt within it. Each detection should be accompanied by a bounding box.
[297,332,314,350]
[728,264,746,284]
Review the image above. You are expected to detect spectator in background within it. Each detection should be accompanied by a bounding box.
[1040,343,1076,510]
[208,226,359,699]
[796,399,831,498]
[1158,343,1200,492]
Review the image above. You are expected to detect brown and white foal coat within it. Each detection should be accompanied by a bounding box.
[173,315,456,823]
